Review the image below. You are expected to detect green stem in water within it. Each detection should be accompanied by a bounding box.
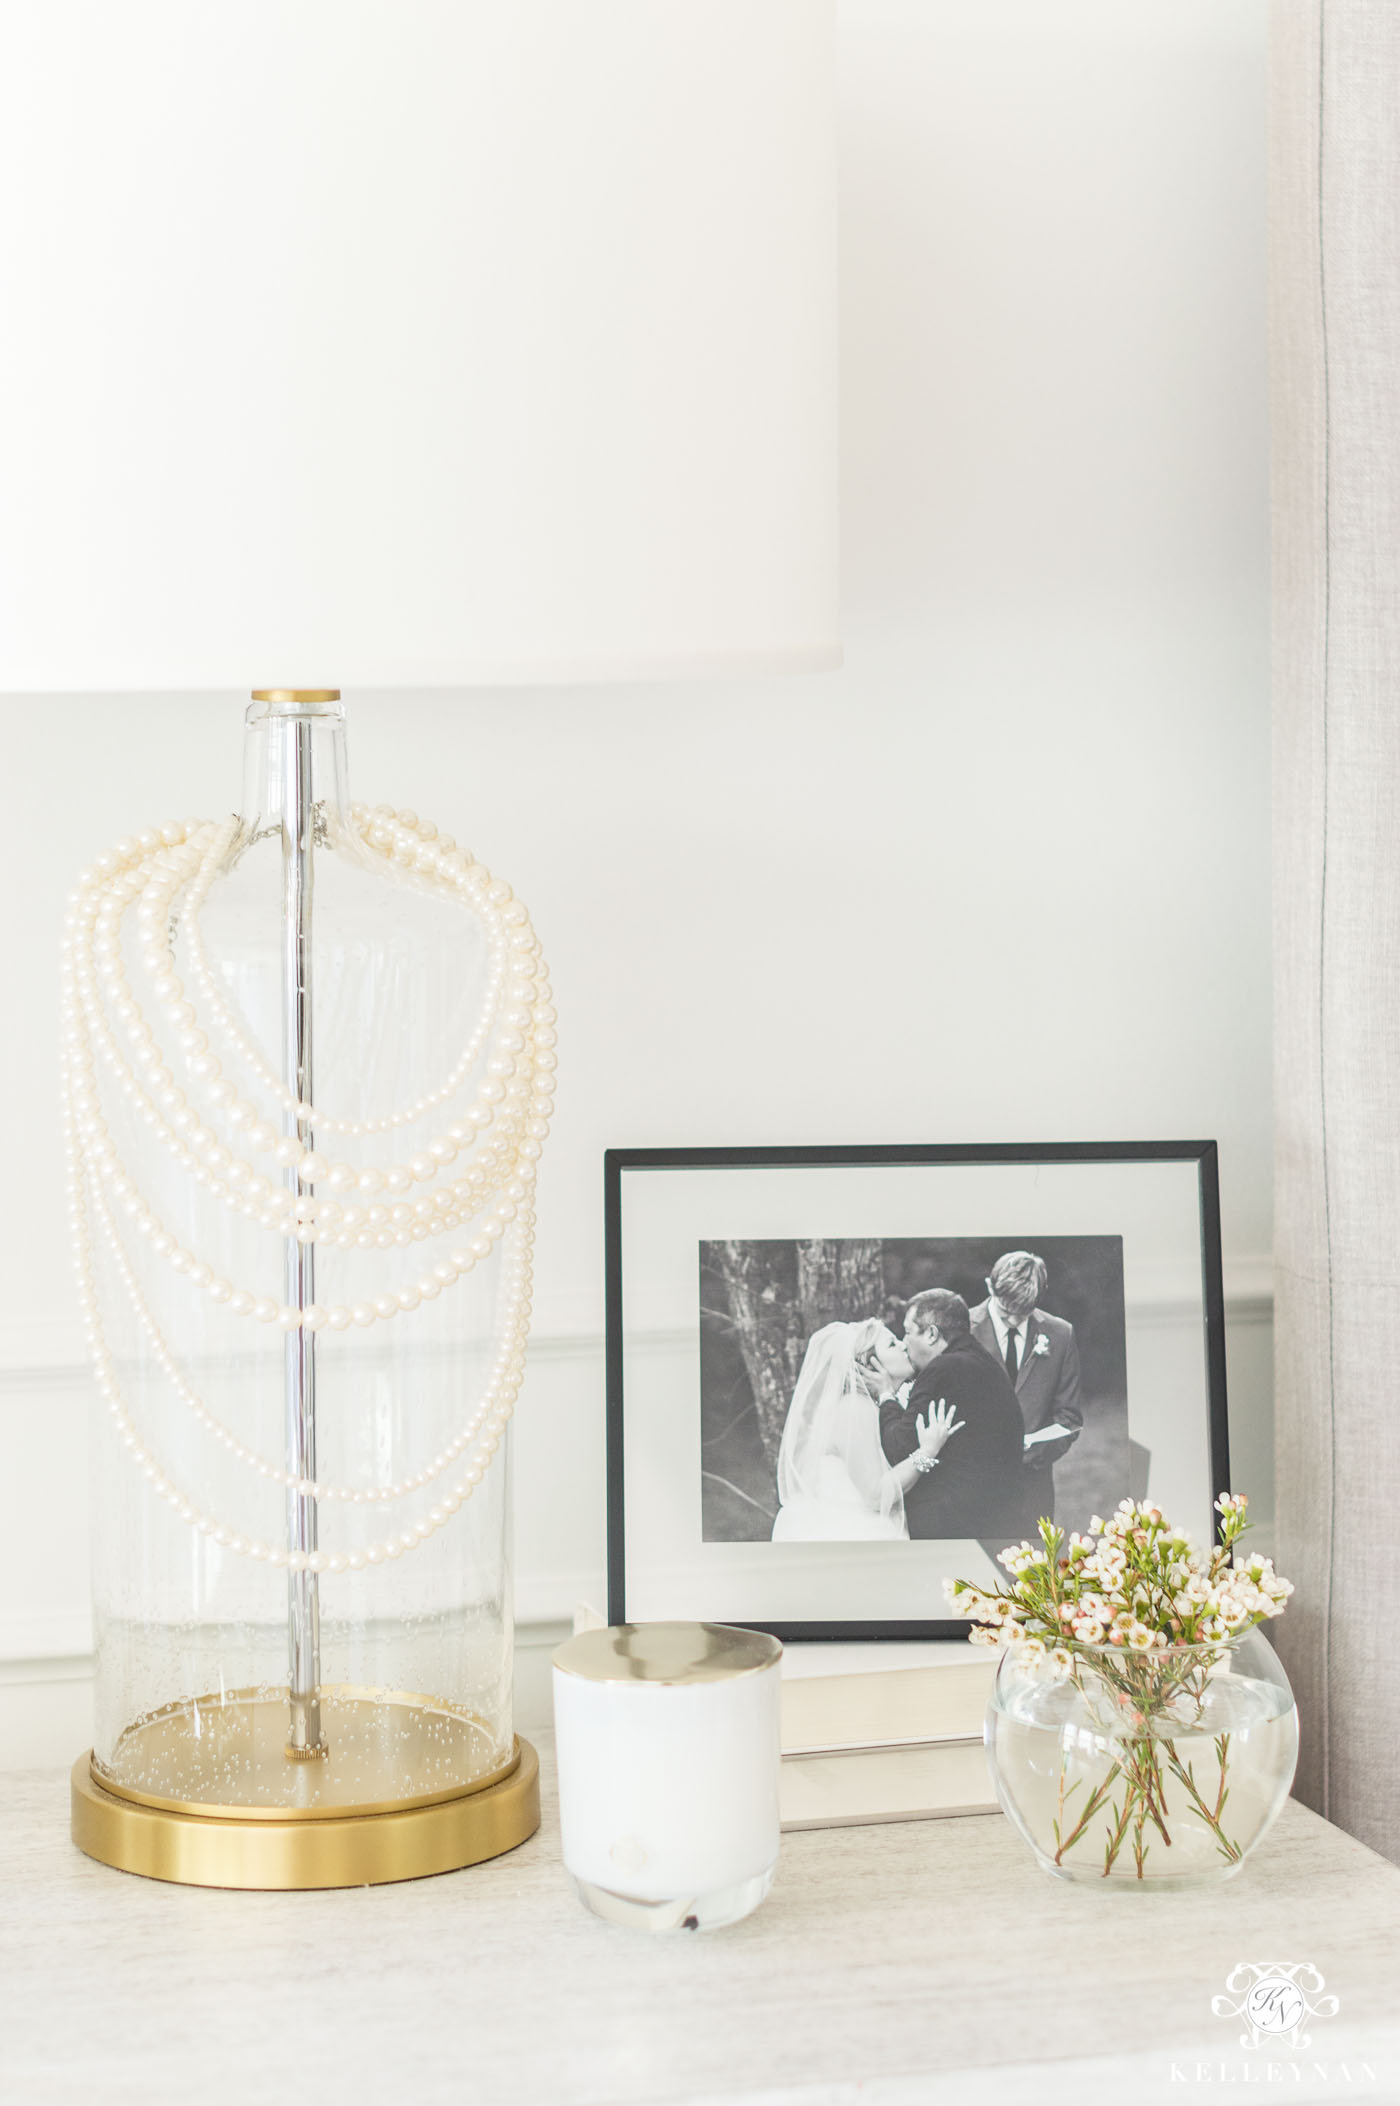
[1162,1737,1242,1864]
[1053,1769,1118,1864]
[1101,1788,1135,1877]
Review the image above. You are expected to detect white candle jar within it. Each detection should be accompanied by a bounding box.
[552,1622,782,1932]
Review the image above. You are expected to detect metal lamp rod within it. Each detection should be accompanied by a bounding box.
[281,713,324,1757]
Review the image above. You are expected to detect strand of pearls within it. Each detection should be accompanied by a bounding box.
[135,804,554,1184]
[70,1050,522,1333]
[85,1155,534,1504]
[61,804,552,1568]
[69,810,556,1235]
[62,822,555,1330]
[76,967,531,1260]
[65,1084,529,1570]
[182,810,512,1137]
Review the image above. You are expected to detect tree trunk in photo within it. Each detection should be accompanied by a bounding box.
[796,1239,885,1334]
[710,1241,804,1474]
[712,1239,888,1474]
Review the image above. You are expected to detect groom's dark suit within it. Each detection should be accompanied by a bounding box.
[879,1334,1029,1543]
[969,1300,1084,1525]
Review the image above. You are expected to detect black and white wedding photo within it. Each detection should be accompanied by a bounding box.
[699,1237,1129,1548]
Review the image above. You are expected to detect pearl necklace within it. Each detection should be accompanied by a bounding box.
[68,1121,531,1569]
[61,807,550,1567]
[182,812,512,1138]
[86,1155,533,1505]
[74,804,557,1195]
[65,809,556,1326]
[170,808,549,1169]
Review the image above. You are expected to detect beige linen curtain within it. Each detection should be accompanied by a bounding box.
[1273,0,1400,1865]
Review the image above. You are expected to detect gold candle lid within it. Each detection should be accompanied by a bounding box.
[553,1622,781,1687]
[250,689,341,704]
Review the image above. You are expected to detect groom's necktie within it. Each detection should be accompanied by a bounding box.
[1004,1325,1020,1386]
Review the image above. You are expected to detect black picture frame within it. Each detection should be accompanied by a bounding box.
[605,1141,1231,1644]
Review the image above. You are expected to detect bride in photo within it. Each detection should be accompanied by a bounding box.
[770,1318,962,1542]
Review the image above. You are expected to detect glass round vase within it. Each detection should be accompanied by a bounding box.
[986,1628,1298,1888]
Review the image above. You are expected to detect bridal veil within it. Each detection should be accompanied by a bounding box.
[774,1320,905,1529]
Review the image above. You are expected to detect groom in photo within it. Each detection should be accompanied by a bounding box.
[970,1250,1084,1523]
[879,1289,1029,1542]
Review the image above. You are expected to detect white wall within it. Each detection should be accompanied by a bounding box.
[0,0,1270,1762]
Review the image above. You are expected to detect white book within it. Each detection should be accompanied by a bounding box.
[781,1736,998,1831]
[780,1642,994,1757]
[572,1613,998,1762]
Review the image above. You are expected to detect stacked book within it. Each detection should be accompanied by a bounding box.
[779,1642,999,1831]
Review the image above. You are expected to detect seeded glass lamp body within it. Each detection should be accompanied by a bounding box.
[67,697,551,1881]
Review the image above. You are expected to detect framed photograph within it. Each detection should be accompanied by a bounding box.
[605,1142,1230,1641]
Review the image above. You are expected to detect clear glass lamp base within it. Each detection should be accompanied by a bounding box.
[572,1863,775,1933]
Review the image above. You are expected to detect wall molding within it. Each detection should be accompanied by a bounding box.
[0,1584,598,1674]
[0,1317,609,1385]
[0,1257,1278,1384]
[0,1611,94,1666]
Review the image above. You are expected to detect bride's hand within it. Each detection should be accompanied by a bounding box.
[916,1399,964,1459]
[855,1358,897,1404]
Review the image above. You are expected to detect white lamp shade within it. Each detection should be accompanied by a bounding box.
[0,2,838,691]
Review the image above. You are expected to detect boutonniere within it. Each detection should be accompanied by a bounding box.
[1032,1333,1051,1358]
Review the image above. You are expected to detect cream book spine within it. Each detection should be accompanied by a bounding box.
[780,1737,998,1831]
[780,1650,994,1756]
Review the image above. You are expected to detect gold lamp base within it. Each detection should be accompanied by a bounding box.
[71,1733,540,1890]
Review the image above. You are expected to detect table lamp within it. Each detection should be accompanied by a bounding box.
[0,0,837,1888]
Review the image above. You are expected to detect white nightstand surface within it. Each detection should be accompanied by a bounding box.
[2,1734,1397,2106]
